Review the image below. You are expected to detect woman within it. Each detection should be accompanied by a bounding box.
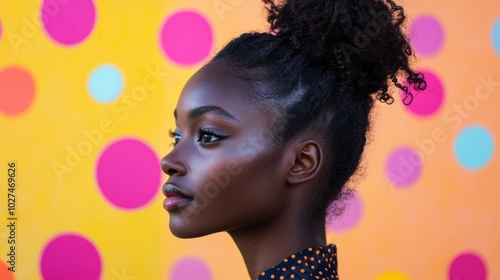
[161,0,425,279]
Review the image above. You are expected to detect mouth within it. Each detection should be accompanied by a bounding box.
[162,183,193,211]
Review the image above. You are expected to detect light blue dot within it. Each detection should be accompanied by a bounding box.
[493,18,500,55]
[454,125,495,171]
[88,64,124,103]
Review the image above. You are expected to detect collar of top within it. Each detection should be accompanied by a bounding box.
[258,244,338,280]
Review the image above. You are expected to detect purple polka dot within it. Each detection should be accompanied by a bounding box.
[410,15,445,56]
[402,70,444,117]
[326,192,363,232]
[40,234,101,280]
[41,0,96,45]
[96,138,161,209]
[170,257,212,280]
[160,10,213,65]
[449,252,487,280]
[385,147,423,188]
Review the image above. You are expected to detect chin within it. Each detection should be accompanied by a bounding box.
[169,224,201,238]
[169,228,198,239]
[168,219,216,239]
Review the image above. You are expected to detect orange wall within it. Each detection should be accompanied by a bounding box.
[0,0,498,279]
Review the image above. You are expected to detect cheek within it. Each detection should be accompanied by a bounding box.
[168,154,283,238]
[199,150,286,221]
[169,134,287,237]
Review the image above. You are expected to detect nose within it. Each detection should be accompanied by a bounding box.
[161,150,187,176]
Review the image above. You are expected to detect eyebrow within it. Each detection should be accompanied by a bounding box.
[174,105,239,122]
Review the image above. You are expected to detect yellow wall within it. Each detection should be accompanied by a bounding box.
[0,0,498,279]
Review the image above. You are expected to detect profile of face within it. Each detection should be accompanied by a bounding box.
[160,64,293,238]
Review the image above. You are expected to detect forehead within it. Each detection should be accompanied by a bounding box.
[175,64,267,124]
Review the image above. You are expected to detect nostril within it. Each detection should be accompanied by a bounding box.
[166,168,178,176]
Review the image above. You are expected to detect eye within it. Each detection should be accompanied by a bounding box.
[197,128,226,145]
[168,129,181,147]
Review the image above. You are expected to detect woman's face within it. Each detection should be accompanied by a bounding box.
[161,64,290,238]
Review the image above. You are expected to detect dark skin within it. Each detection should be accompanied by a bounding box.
[161,63,327,279]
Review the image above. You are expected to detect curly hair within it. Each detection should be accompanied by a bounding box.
[209,0,426,225]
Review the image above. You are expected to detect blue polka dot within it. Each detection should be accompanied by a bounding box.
[88,64,124,103]
[454,125,495,171]
[493,18,500,55]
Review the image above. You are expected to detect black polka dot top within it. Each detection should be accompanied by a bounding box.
[258,244,338,280]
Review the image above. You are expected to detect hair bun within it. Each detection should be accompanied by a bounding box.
[263,0,426,103]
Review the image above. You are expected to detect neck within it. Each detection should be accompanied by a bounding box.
[228,216,326,280]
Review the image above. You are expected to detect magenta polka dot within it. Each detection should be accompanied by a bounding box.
[410,15,445,56]
[41,0,96,45]
[449,252,487,280]
[41,233,101,280]
[96,138,161,209]
[170,256,212,280]
[401,70,444,117]
[385,147,423,188]
[326,192,363,232]
[160,10,213,65]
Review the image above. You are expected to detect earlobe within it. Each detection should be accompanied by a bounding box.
[287,140,322,185]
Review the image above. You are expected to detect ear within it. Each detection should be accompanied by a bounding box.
[287,140,323,185]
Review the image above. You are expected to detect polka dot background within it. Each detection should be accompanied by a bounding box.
[454,125,495,171]
[170,256,212,280]
[40,233,102,280]
[492,18,500,55]
[0,66,36,116]
[87,64,125,104]
[41,0,96,46]
[326,192,364,232]
[0,0,498,279]
[385,146,423,188]
[401,69,445,117]
[96,138,161,209]
[160,10,214,66]
[410,15,445,56]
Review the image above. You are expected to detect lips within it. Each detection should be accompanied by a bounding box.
[162,183,193,211]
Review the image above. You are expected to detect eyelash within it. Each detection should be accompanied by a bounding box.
[168,128,226,147]
[168,129,181,147]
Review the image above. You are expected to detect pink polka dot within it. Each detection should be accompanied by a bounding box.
[385,147,423,188]
[410,15,445,56]
[96,138,161,209]
[40,233,102,280]
[401,70,444,117]
[449,252,487,280]
[326,192,363,232]
[160,10,214,65]
[170,257,212,280]
[0,20,3,41]
[41,0,96,45]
